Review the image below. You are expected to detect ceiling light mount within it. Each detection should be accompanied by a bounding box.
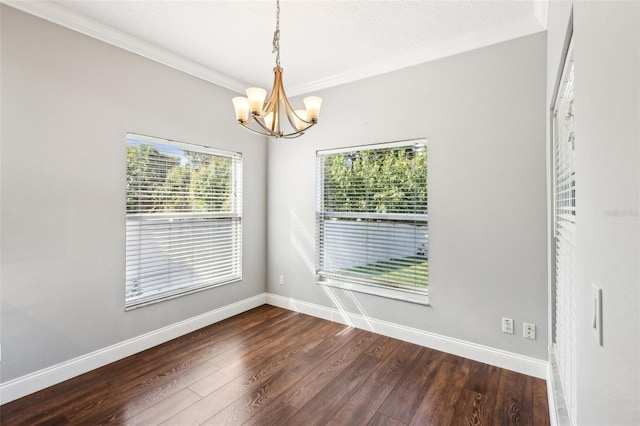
[232,0,322,139]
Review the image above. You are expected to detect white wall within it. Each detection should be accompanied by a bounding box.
[267,32,549,360]
[0,6,266,382]
[547,1,640,424]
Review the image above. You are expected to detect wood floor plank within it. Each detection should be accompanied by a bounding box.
[243,328,379,425]
[0,305,550,426]
[200,369,302,426]
[277,329,379,410]
[137,305,284,364]
[188,314,340,398]
[124,388,202,426]
[163,341,307,425]
[163,314,342,425]
[207,312,329,368]
[0,367,107,423]
[68,311,303,425]
[370,339,422,386]
[377,346,445,424]
[287,352,384,426]
[460,360,502,423]
[454,389,492,426]
[326,377,394,426]
[283,325,360,377]
[1,375,114,425]
[493,368,534,425]
[67,344,230,424]
[138,305,289,367]
[532,377,550,426]
[464,360,502,396]
[408,359,470,425]
[368,411,407,425]
[148,308,294,369]
[365,335,402,360]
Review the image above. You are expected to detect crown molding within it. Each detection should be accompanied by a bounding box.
[287,16,546,97]
[534,0,549,29]
[3,1,547,98]
[1,0,249,94]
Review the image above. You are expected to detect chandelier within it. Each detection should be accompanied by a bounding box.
[232,0,323,139]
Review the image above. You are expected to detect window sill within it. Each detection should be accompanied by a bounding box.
[317,278,429,306]
[125,276,241,311]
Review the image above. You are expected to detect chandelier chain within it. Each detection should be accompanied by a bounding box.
[272,0,281,68]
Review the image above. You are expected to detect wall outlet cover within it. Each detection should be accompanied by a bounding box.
[502,318,514,334]
[523,323,536,340]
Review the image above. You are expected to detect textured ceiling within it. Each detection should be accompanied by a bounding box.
[10,1,547,95]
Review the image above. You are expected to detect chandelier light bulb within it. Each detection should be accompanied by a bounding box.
[293,110,308,131]
[264,112,274,130]
[246,87,267,115]
[303,96,323,121]
[232,97,250,122]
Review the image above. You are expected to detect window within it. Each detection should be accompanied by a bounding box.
[552,39,577,424]
[316,139,428,304]
[125,133,242,309]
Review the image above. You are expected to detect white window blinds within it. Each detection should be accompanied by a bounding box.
[126,133,242,309]
[316,140,428,303]
[553,41,577,425]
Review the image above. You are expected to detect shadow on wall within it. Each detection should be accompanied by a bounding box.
[0,299,81,382]
[287,209,376,331]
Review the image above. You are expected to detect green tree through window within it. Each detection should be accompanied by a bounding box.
[323,147,427,214]
[316,140,429,303]
[125,134,242,309]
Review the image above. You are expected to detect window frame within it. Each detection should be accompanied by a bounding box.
[315,139,429,305]
[125,133,242,310]
[551,39,577,424]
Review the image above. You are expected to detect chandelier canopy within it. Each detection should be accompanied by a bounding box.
[232,0,323,139]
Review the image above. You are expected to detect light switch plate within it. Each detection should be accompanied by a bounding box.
[592,284,603,346]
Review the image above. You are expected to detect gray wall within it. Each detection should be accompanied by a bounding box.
[267,32,549,360]
[0,6,266,382]
[547,1,640,424]
[10,8,636,420]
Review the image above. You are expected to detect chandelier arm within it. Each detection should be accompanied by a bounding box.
[262,67,286,134]
[279,87,314,131]
[272,68,315,132]
[277,120,316,138]
[262,68,282,116]
[281,132,305,139]
[238,120,309,139]
[238,122,274,138]
[253,113,282,137]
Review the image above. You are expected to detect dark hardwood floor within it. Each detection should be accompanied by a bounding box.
[0,305,549,425]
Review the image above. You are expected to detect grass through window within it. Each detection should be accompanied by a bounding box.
[346,256,428,290]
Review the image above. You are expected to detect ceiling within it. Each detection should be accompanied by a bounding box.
[6,1,547,96]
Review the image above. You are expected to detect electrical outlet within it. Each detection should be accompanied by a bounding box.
[279,275,285,286]
[502,318,514,334]
[523,323,536,340]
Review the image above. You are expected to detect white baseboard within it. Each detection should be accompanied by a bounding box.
[1,292,548,406]
[547,349,571,426]
[547,361,559,426]
[0,293,267,405]
[266,293,547,379]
